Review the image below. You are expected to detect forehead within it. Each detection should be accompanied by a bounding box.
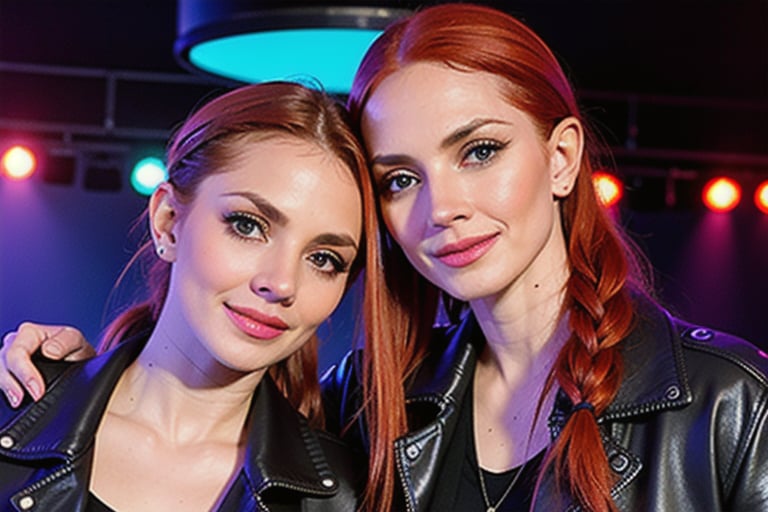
[361,63,518,149]
[199,135,362,224]
[222,135,355,188]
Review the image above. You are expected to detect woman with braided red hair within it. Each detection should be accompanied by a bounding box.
[2,4,767,511]
[329,3,768,511]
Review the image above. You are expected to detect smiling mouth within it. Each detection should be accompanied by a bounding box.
[432,233,500,268]
[224,305,289,340]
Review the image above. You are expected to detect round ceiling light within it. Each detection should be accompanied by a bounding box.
[174,2,411,95]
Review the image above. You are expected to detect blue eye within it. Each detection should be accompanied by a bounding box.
[382,171,420,195]
[224,212,268,240]
[463,140,504,165]
[308,250,348,276]
[468,145,494,161]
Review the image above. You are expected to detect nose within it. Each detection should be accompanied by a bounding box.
[250,258,298,307]
[425,173,471,227]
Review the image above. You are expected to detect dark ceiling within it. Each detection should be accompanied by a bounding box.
[1,0,767,174]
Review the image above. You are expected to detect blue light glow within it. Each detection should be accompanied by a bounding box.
[131,157,167,196]
[189,28,382,94]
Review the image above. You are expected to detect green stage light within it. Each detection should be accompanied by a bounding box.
[131,157,167,196]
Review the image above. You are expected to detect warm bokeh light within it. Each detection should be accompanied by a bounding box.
[755,180,768,214]
[1,145,37,180]
[593,171,623,208]
[702,177,741,212]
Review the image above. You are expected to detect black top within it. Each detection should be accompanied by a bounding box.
[0,337,362,511]
[87,493,115,512]
[325,298,768,511]
[427,377,544,512]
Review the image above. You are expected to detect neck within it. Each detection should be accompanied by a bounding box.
[470,251,570,381]
[107,326,262,446]
[469,249,571,469]
[471,310,569,470]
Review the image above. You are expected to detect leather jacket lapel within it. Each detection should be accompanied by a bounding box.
[0,339,142,461]
[395,300,692,511]
[0,339,144,512]
[239,376,340,503]
[395,313,480,511]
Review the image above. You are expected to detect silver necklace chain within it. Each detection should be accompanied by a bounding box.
[477,457,528,512]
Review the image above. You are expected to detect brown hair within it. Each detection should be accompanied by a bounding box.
[349,4,645,511]
[101,82,379,429]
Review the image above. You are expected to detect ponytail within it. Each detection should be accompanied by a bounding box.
[98,236,168,352]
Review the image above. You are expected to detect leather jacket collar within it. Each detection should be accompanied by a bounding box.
[324,295,768,511]
[395,297,695,511]
[0,337,349,511]
[404,297,691,425]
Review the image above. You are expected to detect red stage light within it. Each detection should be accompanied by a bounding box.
[1,145,37,180]
[755,180,768,215]
[593,171,623,208]
[702,177,741,212]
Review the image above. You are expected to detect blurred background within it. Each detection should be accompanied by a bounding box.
[1,0,766,370]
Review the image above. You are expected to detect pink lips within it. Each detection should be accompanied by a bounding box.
[433,233,499,268]
[224,305,289,340]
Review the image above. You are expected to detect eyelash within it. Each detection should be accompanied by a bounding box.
[378,138,509,198]
[379,171,420,197]
[224,211,268,241]
[223,211,350,277]
[461,139,507,166]
[308,251,350,277]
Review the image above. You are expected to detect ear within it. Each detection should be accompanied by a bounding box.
[548,116,584,198]
[149,182,180,262]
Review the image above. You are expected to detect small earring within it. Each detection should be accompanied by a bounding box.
[156,245,166,257]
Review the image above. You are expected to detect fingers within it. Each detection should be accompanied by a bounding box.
[0,322,93,408]
[0,331,26,407]
[40,326,96,361]
[0,326,45,406]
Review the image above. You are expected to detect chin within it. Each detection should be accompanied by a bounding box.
[429,271,506,301]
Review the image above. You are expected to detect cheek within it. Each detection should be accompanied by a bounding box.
[485,157,553,219]
[299,280,347,330]
[177,226,246,292]
[380,200,417,250]
[488,174,540,215]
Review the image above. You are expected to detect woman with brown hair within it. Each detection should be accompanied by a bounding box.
[3,4,767,511]
[0,82,373,511]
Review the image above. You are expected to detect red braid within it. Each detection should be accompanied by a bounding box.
[540,159,636,512]
[349,4,648,510]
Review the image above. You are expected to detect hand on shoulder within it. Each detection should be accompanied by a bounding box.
[0,322,94,407]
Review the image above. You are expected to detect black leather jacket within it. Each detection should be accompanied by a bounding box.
[323,297,768,511]
[0,337,362,512]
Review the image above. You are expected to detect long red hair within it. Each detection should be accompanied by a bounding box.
[350,4,645,511]
[100,82,378,429]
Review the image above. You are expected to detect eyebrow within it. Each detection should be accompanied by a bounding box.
[223,191,358,251]
[312,233,359,252]
[223,191,287,226]
[439,118,510,149]
[369,118,511,167]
